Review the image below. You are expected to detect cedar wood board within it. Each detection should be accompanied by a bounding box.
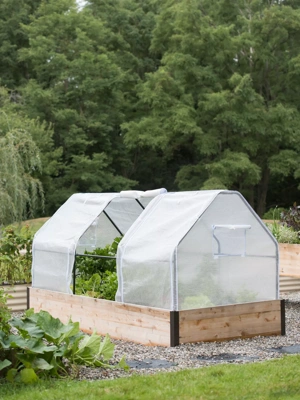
[179,300,282,344]
[29,287,171,346]
[279,243,300,277]
[29,288,283,346]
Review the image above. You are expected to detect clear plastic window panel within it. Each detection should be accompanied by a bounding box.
[212,225,251,258]
[76,213,120,254]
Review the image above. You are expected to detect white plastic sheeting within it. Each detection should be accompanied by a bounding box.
[32,193,118,293]
[116,191,279,311]
[32,189,167,294]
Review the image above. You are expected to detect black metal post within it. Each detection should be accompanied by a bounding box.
[170,311,179,347]
[75,254,116,259]
[281,299,286,335]
[103,210,123,236]
[135,199,145,209]
[73,257,76,294]
[27,286,30,310]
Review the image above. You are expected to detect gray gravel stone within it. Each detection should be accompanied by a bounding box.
[12,292,300,381]
[78,292,300,381]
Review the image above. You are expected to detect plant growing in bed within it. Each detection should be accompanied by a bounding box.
[265,204,300,244]
[0,225,33,285]
[0,304,128,383]
[75,237,121,300]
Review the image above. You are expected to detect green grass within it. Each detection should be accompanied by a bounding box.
[1,355,300,400]
[9,217,49,235]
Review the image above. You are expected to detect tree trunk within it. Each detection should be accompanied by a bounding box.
[256,168,270,217]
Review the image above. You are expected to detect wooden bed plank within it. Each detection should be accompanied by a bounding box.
[29,287,171,346]
[179,300,282,344]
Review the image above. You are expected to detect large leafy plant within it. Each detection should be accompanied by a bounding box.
[0,225,33,284]
[75,271,118,301]
[0,309,128,384]
[76,237,121,279]
[0,287,11,335]
[75,237,121,300]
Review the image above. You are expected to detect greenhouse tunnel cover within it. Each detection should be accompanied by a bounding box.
[32,189,166,293]
[116,190,279,311]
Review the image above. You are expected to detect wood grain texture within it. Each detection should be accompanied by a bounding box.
[29,287,170,346]
[179,300,283,344]
[3,284,30,312]
[279,243,300,277]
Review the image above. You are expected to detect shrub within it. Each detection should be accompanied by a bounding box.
[280,203,300,237]
[263,207,286,220]
[0,225,33,284]
[0,287,11,335]
[266,222,300,244]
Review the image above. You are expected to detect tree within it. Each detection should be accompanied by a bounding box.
[0,88,45,225]
[0,0,42,88]
[18,0,137,213]
[123,0,300,215]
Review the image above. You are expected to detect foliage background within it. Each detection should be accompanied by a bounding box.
[0,0,300,223]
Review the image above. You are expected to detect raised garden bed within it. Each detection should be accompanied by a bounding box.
[3,283,30,312]
[28,287,285,347]
[279,243,300,277]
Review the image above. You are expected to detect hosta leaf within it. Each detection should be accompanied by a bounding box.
[32,358,53,371]
[98,334,115,361]
[24,308,35,318]
[58,321,81,344]
[74,332,101,364]
[36,310,78,342]
[20,368,39,384]
[118,355,129,371]
[0,332,10,349]
[68,333,85,357]
[8,336,57,354]
[10,318,44,338]
[0,359,12,371]
[78,331,101,352]
[36,311,67,341]
[7,335,28,348]
[54,343,68,357]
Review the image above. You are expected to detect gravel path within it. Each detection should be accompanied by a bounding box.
[11,292,300,381]
[78,292,300,381]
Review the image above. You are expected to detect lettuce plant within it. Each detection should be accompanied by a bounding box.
[76,237,121,279]
[75,237,120,300]
[75,271,118,301]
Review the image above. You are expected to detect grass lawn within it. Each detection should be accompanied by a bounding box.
[12,217,49,234]
[1,355,300,400]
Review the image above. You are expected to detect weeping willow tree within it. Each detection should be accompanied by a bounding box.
[0,128,44,225]
[0,87,46,226]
